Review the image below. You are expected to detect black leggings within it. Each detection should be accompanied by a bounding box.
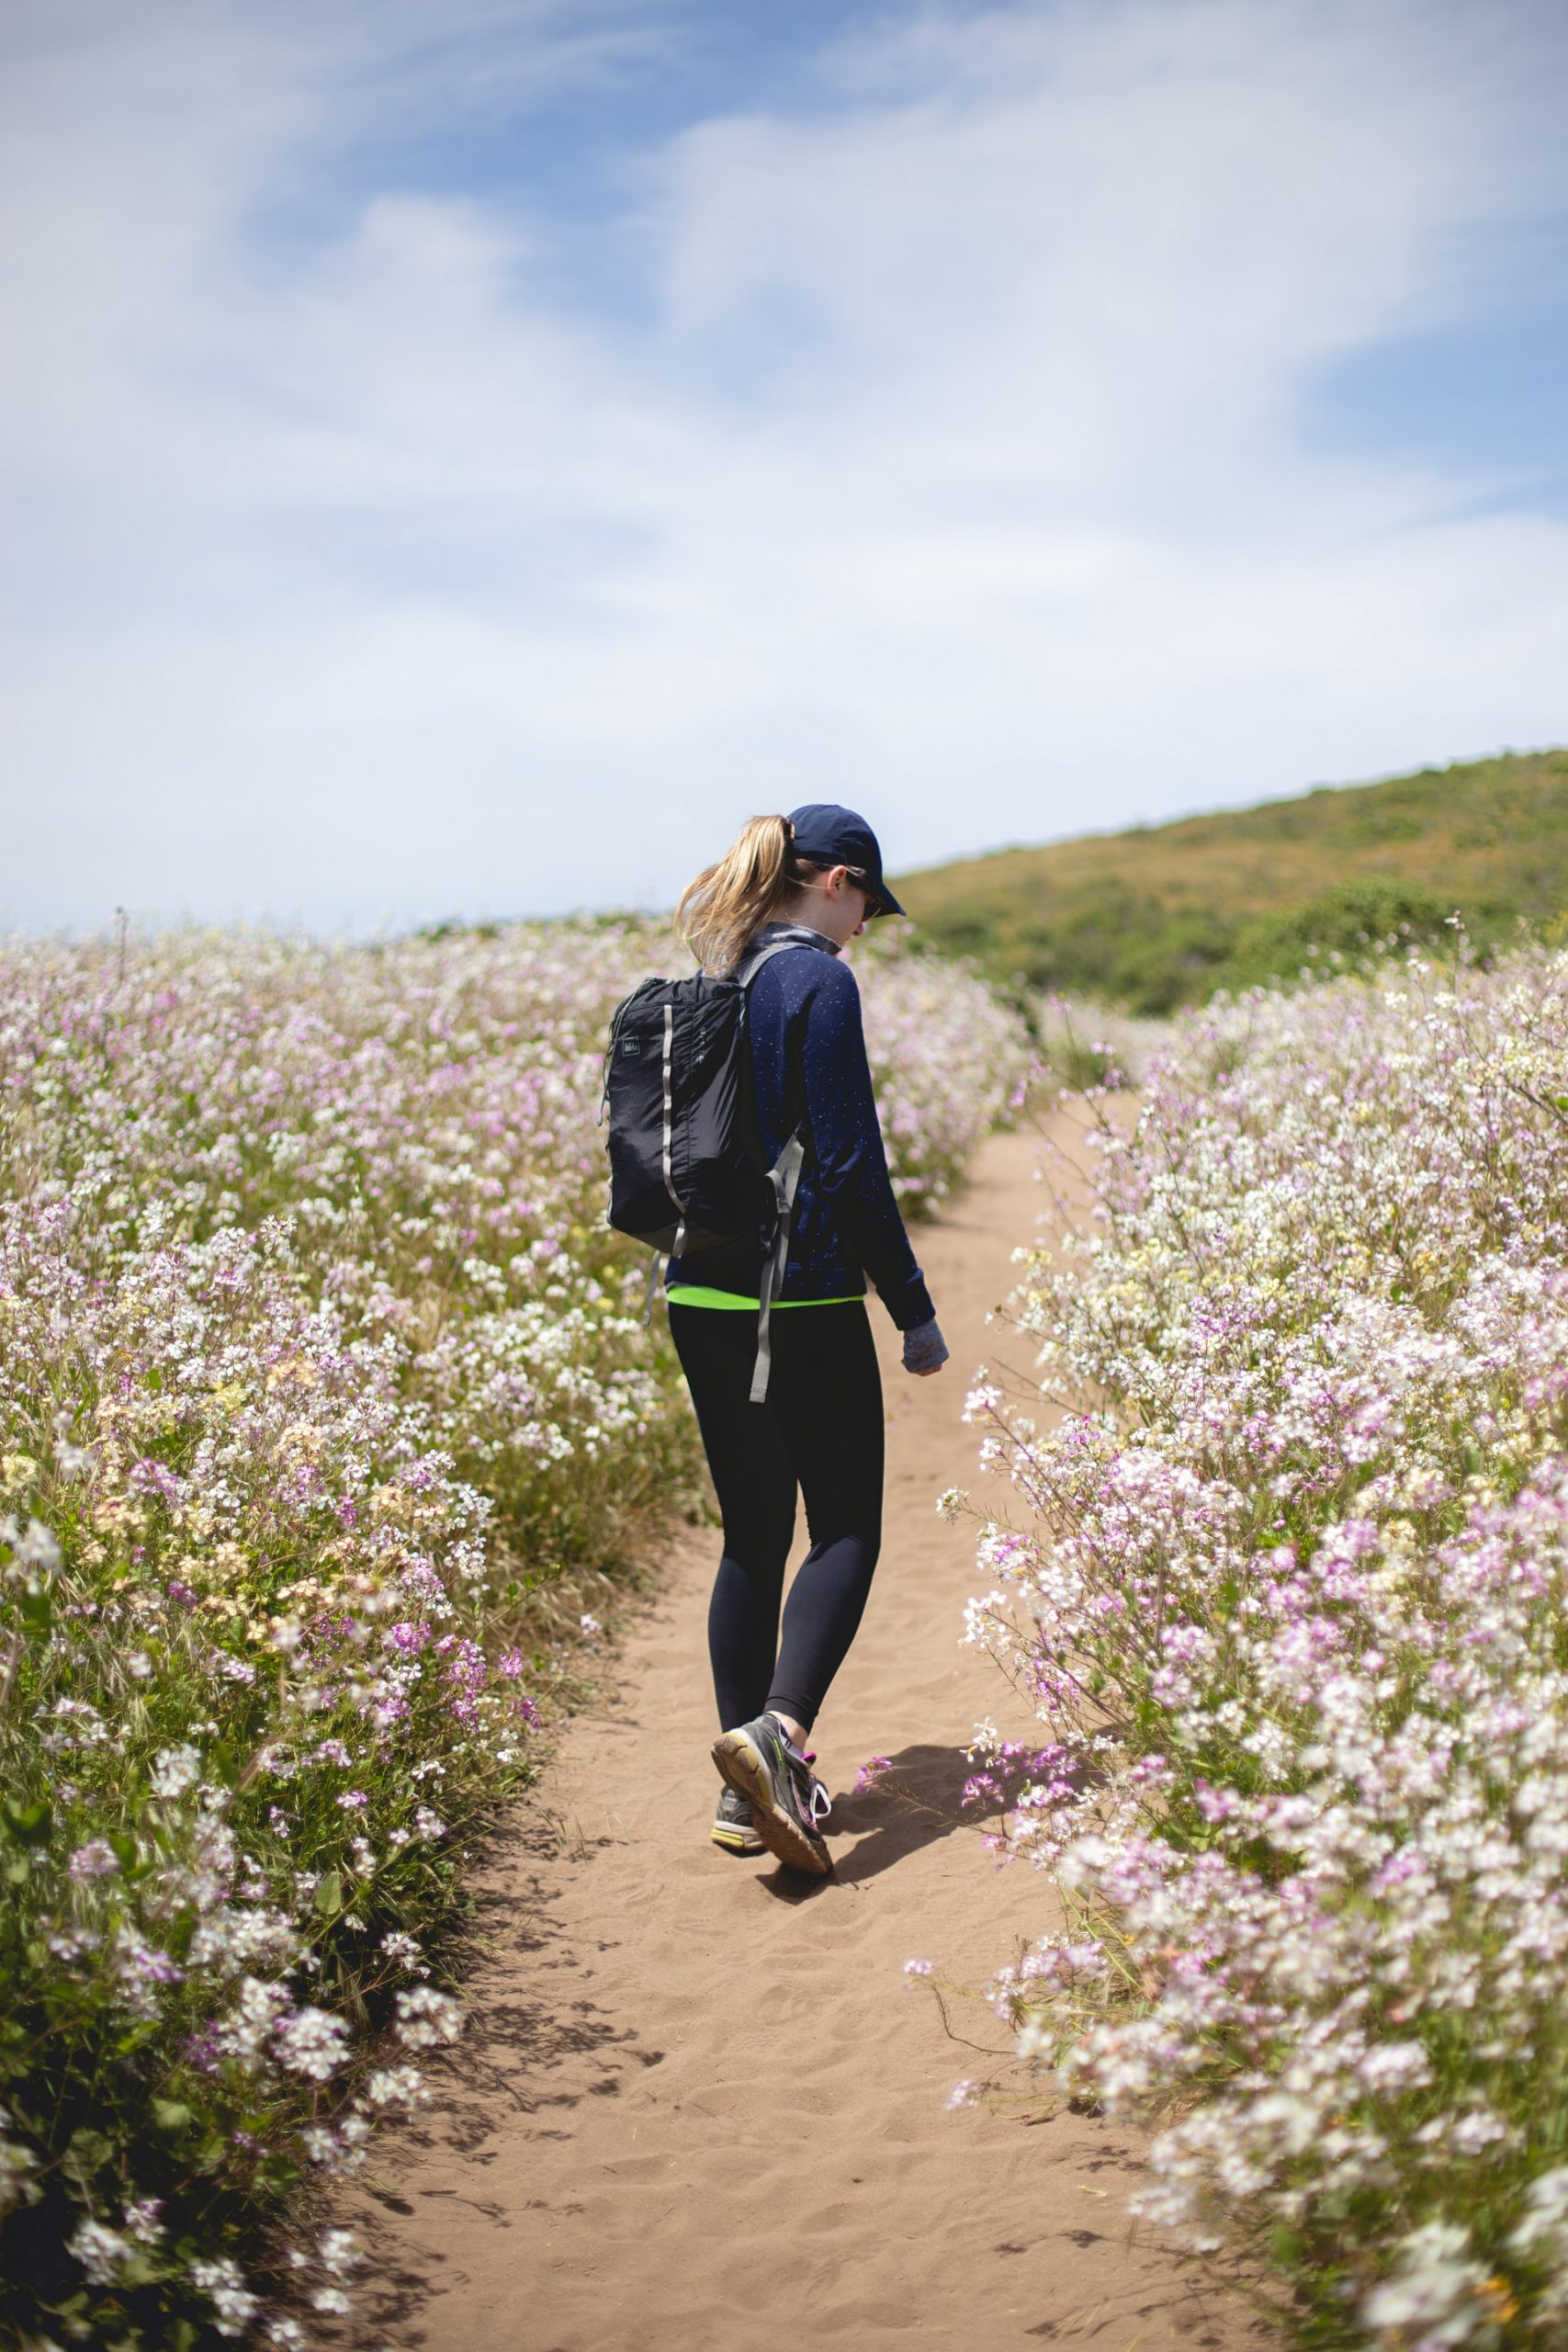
[670,1300,885,1736]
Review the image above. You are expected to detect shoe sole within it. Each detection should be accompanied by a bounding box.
[711,1730,831,1877]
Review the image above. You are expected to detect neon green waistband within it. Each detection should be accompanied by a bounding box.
[667,1285,864,1311]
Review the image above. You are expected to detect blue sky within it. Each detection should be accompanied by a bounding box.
[2,0,1565,932]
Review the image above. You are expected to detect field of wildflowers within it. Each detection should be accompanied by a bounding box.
[0,919,1025,2347]
[964,943,1568,2344]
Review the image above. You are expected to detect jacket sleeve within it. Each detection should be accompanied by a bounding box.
[796,960,936,1332]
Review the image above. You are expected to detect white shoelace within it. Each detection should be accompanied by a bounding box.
[792,1742,831,1825]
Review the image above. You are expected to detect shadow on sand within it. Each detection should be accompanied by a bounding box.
[757,1739,1002,1902]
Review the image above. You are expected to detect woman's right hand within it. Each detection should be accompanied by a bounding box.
[901,1317,949,1376]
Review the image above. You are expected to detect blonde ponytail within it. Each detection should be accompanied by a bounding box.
[675,815,819,975]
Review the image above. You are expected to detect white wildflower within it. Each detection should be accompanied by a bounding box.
[12,1518,62,1575]
[122,2196,164,2242]
[0,2135,39,2216]
[318,2226,363,2276]
[273,2003,351,2083]
[149,1741,203,1799]
[1360,2221,1492,2346]
[216,1973,288,2064]
[363,2064,428,2110]
[190,2254,260,2338]
[394,1984,462,2051]
[70,2217,134,2282]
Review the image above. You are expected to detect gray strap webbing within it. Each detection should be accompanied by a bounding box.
[739,939,814,1405]
[737,936,811,989]
[643,1250,664,1327]
[750,1132,806,1405]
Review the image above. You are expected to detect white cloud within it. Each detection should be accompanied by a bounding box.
[1,0,1564,931]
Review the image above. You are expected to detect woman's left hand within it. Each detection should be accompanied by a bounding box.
[901,1317,950,1376]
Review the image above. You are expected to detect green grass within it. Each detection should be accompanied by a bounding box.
[890,747,1568,1012]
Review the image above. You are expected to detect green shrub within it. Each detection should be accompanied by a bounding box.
[1216,876,1454,992]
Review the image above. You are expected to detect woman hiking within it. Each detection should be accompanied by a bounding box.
[669,805,950,1877]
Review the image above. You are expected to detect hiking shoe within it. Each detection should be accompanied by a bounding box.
[711,1713,832,1876]
[711,1784,764,1855]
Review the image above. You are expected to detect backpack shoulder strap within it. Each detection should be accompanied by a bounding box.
[738,937,809,988]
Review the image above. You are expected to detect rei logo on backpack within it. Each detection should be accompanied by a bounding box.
[601,940,806,1403]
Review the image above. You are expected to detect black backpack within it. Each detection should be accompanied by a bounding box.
[602,940,806,1402]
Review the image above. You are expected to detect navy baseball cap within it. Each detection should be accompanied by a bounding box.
[785,804,906,919]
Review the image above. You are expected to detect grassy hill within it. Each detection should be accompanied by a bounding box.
[891,748,1568,1013]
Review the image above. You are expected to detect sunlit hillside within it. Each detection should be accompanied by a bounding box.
[893,747,1568,1012]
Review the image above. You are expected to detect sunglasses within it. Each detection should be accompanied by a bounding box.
[841,865,886,917]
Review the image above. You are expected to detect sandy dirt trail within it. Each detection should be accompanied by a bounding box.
[343,1125,1262,2351]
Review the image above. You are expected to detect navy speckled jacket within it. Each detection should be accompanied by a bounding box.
[668,922,935,1330]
